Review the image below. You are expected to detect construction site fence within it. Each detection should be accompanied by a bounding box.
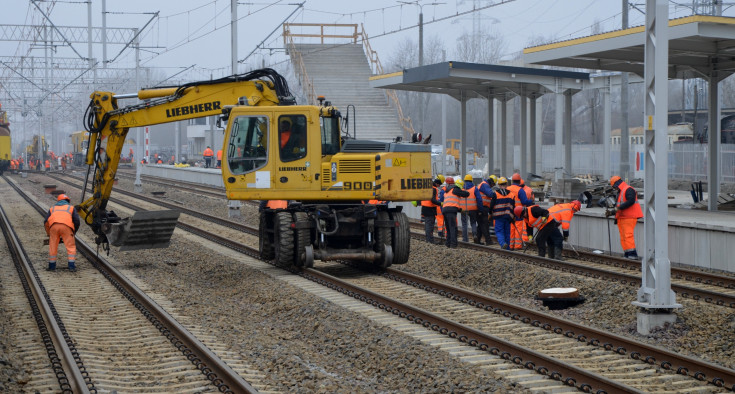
[529,143,735,183]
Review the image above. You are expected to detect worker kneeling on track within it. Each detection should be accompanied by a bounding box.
[44,194,81,272]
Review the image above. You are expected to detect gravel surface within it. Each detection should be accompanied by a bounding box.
[3,173,521,393]
[3,170,733,392]
[112,171,735,370]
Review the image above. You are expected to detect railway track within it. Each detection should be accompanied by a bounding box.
[53,171,735,312]
[31,173,735,392]
[1,176,259,393]
[408,222,735,309]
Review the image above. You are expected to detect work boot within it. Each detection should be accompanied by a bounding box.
[68,261,77,272]
[438,231,445,238]
[473,236,481,244]
[554,247,565,261]
[46,262,56,271]
[627,250,639,260]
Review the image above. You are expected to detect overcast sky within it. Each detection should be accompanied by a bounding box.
[4,0,727,85]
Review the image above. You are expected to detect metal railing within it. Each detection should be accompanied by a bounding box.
[282,23,415,137]
[357,23,415,138]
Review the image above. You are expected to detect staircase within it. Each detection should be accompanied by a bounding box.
[286,37,406,142]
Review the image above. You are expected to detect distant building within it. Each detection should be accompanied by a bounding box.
[611,123,694,146]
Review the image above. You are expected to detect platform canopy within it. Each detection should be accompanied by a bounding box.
[369,61,590,100]
[523,15,735,81]
[369,61,593,178]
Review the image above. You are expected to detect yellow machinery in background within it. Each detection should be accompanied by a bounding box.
[82,68,431,268]
[70,130,89,166]
[26,135,48,163]
[0,104,10,175]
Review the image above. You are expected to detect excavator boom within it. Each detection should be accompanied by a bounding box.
[79,68,293,250]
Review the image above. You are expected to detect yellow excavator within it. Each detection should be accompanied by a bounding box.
[81,68,432,268]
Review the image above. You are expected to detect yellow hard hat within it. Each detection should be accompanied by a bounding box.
[489,175,498,184]
[497,176,508,185]
[437,174,445,183]
[456,179,464,187]
[464,174,473,182]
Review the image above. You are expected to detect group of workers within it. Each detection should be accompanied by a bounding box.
[419,173,641,261]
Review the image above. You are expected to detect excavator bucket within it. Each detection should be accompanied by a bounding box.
[105,210,181,251]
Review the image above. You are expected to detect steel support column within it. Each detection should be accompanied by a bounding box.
[500,97,508,177]
[603,77,612,179]
[460,91,467,177]
[520,93,528,177]
[564,90,572,176]
[633,0,680,333]
[530,96,538,175]
[555,79,564,176]
[487,95,494,175]
[707,76,721,211]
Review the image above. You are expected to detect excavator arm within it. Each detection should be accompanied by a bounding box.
[78,68,293,251]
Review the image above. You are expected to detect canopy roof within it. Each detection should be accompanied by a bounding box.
[369,61,590,100]
[523,15,735,81]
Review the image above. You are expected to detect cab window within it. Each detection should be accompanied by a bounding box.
[321,116,341,156]
[227,115,268,174]
[278,114,307,162]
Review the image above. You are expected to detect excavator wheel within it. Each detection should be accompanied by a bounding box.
[292,211,311,268]
[374,211,393,269]
[390,211,410,265]
[274,211,294,266]
[259,212,275,261]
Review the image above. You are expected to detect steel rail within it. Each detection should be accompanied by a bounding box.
[409,220,735,291]
[408,228,735,309]
[382,267,735,391]
[5,176,257,394]
[39,174,735,391]
[0,182,91,393]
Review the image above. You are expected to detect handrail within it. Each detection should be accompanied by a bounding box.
[282,22,415,138]
[357,23,415,138]
[282,24,317,105]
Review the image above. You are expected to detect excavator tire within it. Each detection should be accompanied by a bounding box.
[292,211,311,268]
[374,211,393,269]
[390,211,410,265]
[259,212,275,260]
[274,211,294,266]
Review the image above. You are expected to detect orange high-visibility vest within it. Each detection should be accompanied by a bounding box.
[442,187,460,208]
[616,182,643,219]
[46,205,75,230]
[421,186,439,208]
[548,203,575,232]
[463,186,478,211]
[525,206,549,230]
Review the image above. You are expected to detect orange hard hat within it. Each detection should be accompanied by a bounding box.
[445,176,455,184]
[511,173,521,181]
[57,194,71,202]
[514,206,525,218]
[571,200,581,212]
[610,175,622,186]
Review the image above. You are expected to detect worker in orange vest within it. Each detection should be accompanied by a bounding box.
[515,204,561,259]
[203,146,214,168]
[606,176,643,260]
[545,200,581,260]
[216,149,223,168]
[419,178,442,243]
[439,177,470,248]
[44,194,81,272]
[508,173,534,250]
[44,159,51,171]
